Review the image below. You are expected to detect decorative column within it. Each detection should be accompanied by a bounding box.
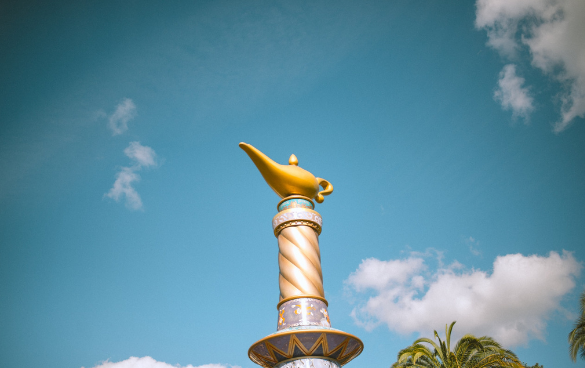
[240,143,363,368]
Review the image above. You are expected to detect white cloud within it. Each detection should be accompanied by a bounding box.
[124,141,158,168]
[476,0,585,131]
[105,142,159,211]
[346,251,581,347]
[108,98,137,135]
[84,356,235,368]
[346,257,425,292]
[494,64,534,120]
[104,167,143,210]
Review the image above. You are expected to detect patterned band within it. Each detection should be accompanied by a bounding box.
[275,358,340,368]
[277,297,331,331]
[272,208,323,237]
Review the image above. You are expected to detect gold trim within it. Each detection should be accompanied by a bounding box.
[248,329,364,368]
[277,195,315,211]
[274,220,322,237]
[248,328,363,351]
[277,295,329,309]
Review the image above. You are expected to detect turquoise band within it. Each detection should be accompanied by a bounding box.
[278,198,314,212]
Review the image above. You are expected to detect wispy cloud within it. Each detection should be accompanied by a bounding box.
[476,0,585,131]
[108,98,136,135]
[124,141,158,167]
[84,356,238,368]
[346,250,581,347]
[465,236,482,256]
[104,142,159,211]
[104,167,142,210]
[494,64,534,121]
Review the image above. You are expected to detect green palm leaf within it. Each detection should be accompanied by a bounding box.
[390,321,523,368]
[568,290,585,361]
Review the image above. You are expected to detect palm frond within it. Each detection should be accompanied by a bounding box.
[446,321,456,354]
[391,322,524,368]
[569,313,585,361]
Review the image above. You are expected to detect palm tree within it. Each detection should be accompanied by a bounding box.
[391,321,523,368]
[568,290,585,362]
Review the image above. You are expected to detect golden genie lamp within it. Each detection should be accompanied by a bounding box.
[240,143,363,368]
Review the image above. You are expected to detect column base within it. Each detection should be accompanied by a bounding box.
[275,358,341,368]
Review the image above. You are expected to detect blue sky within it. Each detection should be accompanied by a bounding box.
[1,1,584,368]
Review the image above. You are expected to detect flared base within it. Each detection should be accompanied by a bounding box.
[248,326,363,368]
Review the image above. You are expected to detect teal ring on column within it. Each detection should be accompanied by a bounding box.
[277,196,315,212]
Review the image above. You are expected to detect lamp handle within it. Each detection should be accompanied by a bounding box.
[315,178,333,203]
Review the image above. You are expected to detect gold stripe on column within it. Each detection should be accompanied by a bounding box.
[278,226,324,299]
